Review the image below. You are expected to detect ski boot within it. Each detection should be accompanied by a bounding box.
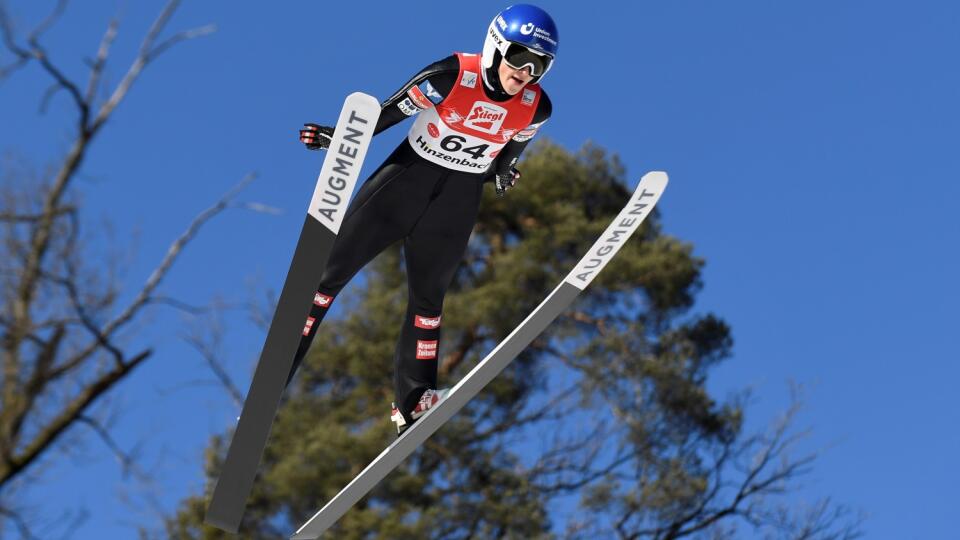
[390,388,450,436]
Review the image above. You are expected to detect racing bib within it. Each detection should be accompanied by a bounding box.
[407,52,541,173]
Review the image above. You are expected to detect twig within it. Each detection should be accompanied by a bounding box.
[84,17,118,106]
[68,173,259,371]
[76,414,147,481]
[92,0,215,133]
[0,503,41,540]
[182,316,244,409]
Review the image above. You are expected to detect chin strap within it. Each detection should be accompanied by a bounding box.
[481,51,511,100]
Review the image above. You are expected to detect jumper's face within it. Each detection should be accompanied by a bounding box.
[498,61,533,95]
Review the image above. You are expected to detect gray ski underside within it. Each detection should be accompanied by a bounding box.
[205,217,335,532]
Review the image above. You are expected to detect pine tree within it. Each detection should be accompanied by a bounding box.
[167,140,858,540]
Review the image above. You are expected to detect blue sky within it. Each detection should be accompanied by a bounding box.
[1,1,958,538]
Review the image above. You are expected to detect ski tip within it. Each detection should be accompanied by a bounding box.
[344,91,381,109]
[640,170,668,188]
[633,171,668,196]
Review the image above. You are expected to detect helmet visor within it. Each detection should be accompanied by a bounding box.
[501,43,553,77]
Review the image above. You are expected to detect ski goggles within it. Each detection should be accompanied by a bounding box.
[501,43,553,77]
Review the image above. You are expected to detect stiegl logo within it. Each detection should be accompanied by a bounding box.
[469,107,503,124]
[463,101,507,134]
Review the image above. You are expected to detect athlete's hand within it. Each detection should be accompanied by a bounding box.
[300,123,334,150]
[494,167,521,196]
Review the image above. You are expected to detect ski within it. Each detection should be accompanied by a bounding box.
[205,92,381,533]
[289,171,669,539]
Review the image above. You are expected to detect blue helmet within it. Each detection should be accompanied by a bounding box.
[482,4,559,83]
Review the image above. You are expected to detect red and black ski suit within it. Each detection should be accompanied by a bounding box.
[288,53,552,423]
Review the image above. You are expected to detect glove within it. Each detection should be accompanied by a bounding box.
[494,167,521,197]
[299,123,334,150]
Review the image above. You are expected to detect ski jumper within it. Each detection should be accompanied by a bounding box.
[288,53,552,423]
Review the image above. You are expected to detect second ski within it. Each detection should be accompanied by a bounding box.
[290,170,669,539]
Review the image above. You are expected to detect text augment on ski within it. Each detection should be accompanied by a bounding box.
[309,108,373,231]
[567,187,659,286]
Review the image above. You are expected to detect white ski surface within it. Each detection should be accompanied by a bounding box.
[290,171,668,539]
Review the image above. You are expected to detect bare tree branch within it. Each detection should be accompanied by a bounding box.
[2,349,151,489]
[1,168,266,493]
[25,36,88,122]
[0,209,77,223]
[0,1,30,79]
[0,503,42,540]
[76,414,147,481]
[25,0,68,44]
[0,3,247,517]
[182,310,244,409]
[0,54,26,80]
[146,296,212,315]
[106,172,257,333]
[147,23,216,63]
[84,16,118,106]
[91,0,215,134]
